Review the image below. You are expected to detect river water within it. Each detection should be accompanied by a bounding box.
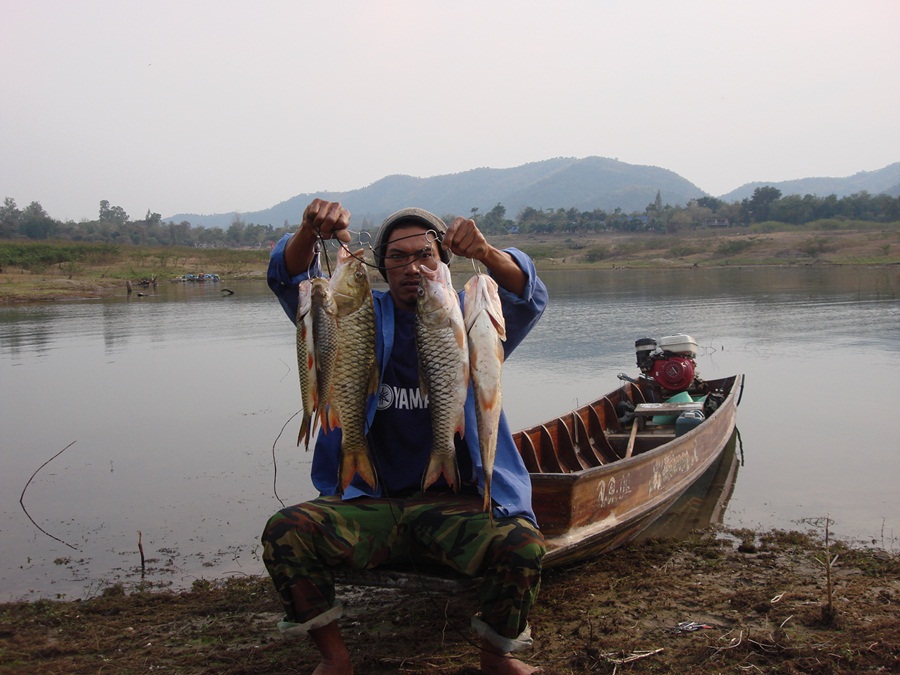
[1,265,898,600]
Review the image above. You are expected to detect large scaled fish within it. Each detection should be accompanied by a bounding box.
[296,279,318,449]
[462,273,507,518]
[310,276,339,435]
[329,247,379,491]
[416,262,469,492]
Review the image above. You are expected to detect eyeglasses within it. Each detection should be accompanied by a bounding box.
[384,247,436,267]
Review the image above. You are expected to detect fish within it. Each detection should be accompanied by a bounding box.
[309,276,339,435]
[415,261,469,492]
[463,273,507,519]
[329,247,379,491]
[296,279,318,449]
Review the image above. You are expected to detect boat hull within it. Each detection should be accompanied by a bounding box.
[517,375,744,567]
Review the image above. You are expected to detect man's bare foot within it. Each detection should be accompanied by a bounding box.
[309,621,353,674]
[311,658,353,675]
[480,641,541,674]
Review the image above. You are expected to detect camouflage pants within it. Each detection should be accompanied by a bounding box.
[261,493,545,640]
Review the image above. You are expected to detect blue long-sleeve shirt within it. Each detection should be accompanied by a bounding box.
[267,234,548,524]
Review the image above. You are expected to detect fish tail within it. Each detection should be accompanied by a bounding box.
[482,490,494,526]
[298,412,319,450]
[297,415,310,449]
[422,453,459,493]
[340,451,378,491]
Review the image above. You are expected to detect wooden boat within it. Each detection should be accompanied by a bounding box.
[336,374,744,589]
[517,374,744,568]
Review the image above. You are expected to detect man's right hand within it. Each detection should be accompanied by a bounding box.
[302,199,352,243]
[285,199,352,276]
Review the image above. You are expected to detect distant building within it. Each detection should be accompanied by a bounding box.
[703,218,731,228]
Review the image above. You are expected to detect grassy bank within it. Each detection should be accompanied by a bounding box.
[1,527,896,673]
[0,243,270,303]
[2,223,898,303]
[494,220,900,269]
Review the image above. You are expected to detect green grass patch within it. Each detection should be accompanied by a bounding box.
[518,244,566,259]
[0,241,120,272]
[583,245,611,262]
[716,239,756,257]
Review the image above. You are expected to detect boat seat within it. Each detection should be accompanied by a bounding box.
[625,402,704,458]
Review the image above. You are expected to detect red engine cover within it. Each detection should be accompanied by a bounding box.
[650,356,695,391]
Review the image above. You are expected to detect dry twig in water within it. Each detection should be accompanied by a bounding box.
[138,530,146,576]
[270,410,301,507]
[19,440,79,550]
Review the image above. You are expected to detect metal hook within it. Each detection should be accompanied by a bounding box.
[306,241,323,279]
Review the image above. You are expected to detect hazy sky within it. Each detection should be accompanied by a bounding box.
[3,0,898,223]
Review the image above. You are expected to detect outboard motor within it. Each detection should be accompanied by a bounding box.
[634,334,699,393]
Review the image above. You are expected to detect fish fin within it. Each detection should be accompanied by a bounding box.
[482,490,494,526]
[479,290,506,342]
[422,453,460,493]
[455,409,466,439]
[367,361,380,396]
[418,369,429,398]
[481,388,501,413]
[453,318,467,350]
[298,414,311,449]
[298,411,321,450]
[307,351,318,395]
[326,404,341,433]
[317,403,333,435]
[494,338,505,365]
[478,275,507,341]
[340,451,378,491]
[486,307,506,342]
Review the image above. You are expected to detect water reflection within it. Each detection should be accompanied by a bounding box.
[637,429,741,542]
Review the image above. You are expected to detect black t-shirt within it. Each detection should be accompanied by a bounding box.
[367,309,471,495]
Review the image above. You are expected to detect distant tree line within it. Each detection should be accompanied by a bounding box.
[2,188,898,245]
[0,198,290,247]
[475,188,900,235]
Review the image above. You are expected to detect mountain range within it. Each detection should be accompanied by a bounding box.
[166,156,900,229]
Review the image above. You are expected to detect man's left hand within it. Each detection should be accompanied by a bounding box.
[442,217,490,262]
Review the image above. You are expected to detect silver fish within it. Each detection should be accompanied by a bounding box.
[416,262,469,492]
[310,276,339,435]
[296,279,318,449]
[463,273,507,518]
[329,247,379,491]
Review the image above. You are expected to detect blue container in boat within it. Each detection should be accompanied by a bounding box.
[675,409,705,436]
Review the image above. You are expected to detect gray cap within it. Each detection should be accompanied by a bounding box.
[372,207,452,280]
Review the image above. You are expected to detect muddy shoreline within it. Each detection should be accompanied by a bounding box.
[1,527,897,674]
